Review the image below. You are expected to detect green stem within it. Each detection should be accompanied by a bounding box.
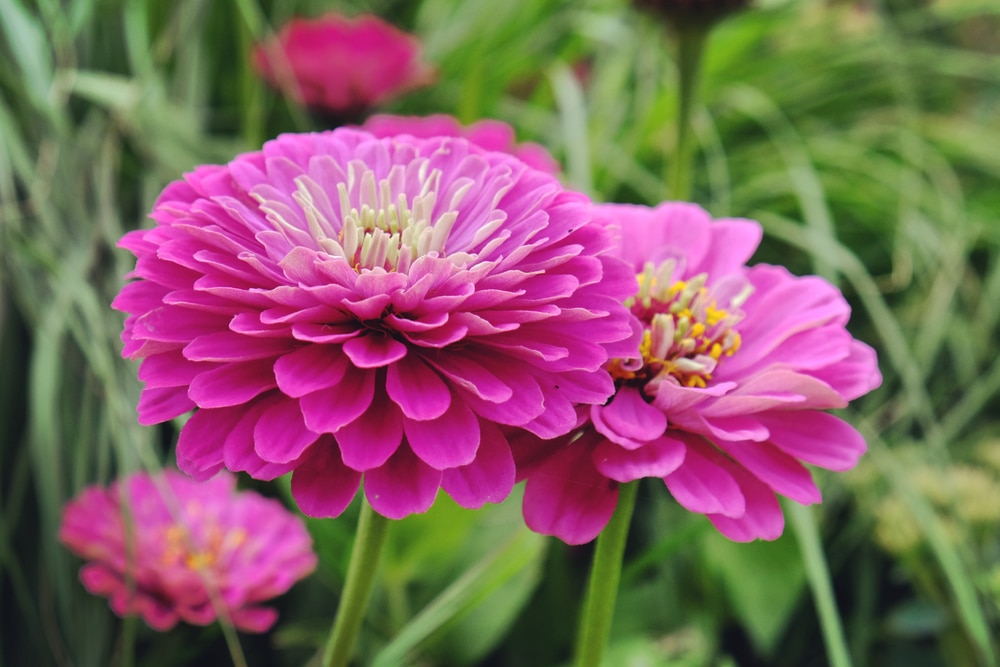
[323,500,391,667]
[668,23,710,202]
[573,481,640,667]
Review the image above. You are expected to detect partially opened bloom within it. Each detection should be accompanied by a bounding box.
[58,470,316,632]
[252,13,434,115]
[362,114,561,176]
[113,129,637,520]
[515,202,882,544]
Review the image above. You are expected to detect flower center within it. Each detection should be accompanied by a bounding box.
[263,160,476,273]
[609,260,750,389]
[160,521,247,571]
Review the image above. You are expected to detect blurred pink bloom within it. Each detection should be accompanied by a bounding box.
[58,470,316,632]
[252,13,435,113]
[361,114,561,176]
[113,129,637,521]
[515,202,882,544]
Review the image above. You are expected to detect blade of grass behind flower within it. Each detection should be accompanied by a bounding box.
[869,442,997,667]
[718,84,837,281]
[371,528,546,667]
[786,501,853,667]
[549,63,593,197]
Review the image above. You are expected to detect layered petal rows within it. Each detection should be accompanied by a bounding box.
[58,471,316,631]
[114,129,637,520]
[516,202,882,544]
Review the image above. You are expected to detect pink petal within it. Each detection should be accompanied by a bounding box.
[706,466,785,542]
[342,332,408,368]
[187,359,276,408]
[718,439,821,505]
[300,366,375,433]
[137,386,195,425]
[176,407,243,479]
[427,354,513,403]
[335,385,403,471]
[230,607,279,633]
[664,436,746,518]
[806,340,882,401]
[592,434,686,483]
[183,332,295,362]
[273,344,351,397]
[522,432,619,545]
[224,399,303,480]
[403,400,480,470]
[591,387,667,450]
[385,354,451,420]
[760,412,867,471]
[291,437,362,518]
[364,446,442,519]
[442,421,515,508]
[253,396,319,463]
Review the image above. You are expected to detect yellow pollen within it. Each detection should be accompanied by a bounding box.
[608,273,748,390]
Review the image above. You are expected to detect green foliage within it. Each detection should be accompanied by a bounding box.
[3,0,1000,665]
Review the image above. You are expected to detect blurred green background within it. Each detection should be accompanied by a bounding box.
[2,0,1000,665]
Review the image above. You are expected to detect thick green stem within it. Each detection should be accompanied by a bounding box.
[573,481,640,667]
[323,500,391,667]
[668,24,710,202]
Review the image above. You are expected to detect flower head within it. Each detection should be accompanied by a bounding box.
[58,470,316,632]
[252,13,434,115]
[515,202,882,544]
[113,129,637,521]
[361,114,561,176]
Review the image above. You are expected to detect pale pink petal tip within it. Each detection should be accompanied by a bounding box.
[516,201,881,544]
[58,470,316,632]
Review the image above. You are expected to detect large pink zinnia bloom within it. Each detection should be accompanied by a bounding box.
[252,13,435,113]
[113,129,637,520]
[515,202,882,545]
[58,470,316,632]
[361,114,561,176]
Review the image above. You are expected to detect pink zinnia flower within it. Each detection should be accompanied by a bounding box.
[515,203,882,544]
[252,13,435,114]
[58,470,316,632]
[113,129,637,521]
[361,114,561,176]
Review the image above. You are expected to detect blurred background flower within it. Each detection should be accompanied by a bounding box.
[58,470,316,632]
[252,13,435,121]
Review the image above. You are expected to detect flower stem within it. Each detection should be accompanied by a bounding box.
[323,499,391,667]
[668,23,710,202]
[573,481,640,667]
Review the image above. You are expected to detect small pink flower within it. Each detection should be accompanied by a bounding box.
[252,13,435,113]
[361,114,561,176]
[113,129,637,521]
[515,202,882,544]
[58,470,316,632]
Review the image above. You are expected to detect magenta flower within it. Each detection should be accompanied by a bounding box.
[113,129,637,521]
[515,202,882,545]
[252,13,435,114]
[361,114,561,176]
[58,470,316,632]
